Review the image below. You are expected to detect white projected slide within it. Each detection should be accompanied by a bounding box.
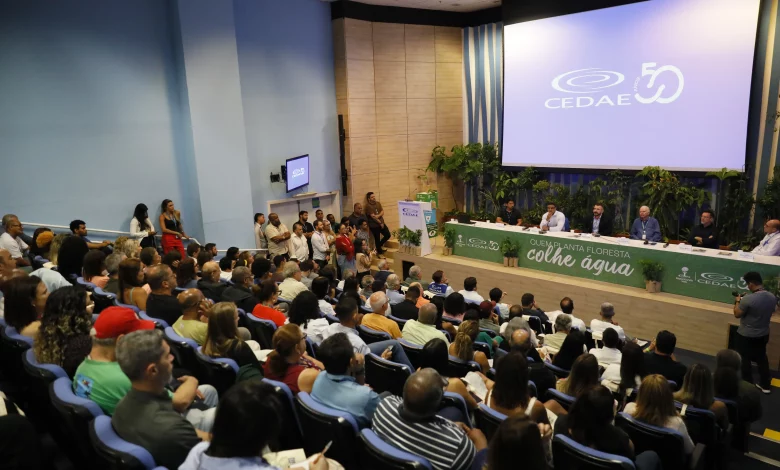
[502,0,760,171]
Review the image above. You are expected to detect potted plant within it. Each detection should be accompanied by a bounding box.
[409,229,423,256]
[443,227,456,255]
[500,237,520,267]
[638,260,664,293]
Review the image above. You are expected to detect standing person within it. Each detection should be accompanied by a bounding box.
[290,223,309,261]
[584,203,614,236]
[265,213,291,258]
[354,238,374,284]
[322,221,337,269]
[130,204,157,249]
[365,192,391,256]
[355,218,374,251]
[733,271,777,393]
[348,203,364,228]
[298,211,315,257]
[629,205,662,242]
[752,219,780,256]
[335,223,356,274]
[159,199,189,257]
[495,199,523,226]
[253,213,267,251]
[0,214,31,268]
[539,202,565,232]
[311,220,330,270]
[687,210,719,249]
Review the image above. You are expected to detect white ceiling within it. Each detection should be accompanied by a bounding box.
[343,0,501,13]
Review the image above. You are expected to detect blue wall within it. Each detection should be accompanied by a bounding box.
[0,0,340,244]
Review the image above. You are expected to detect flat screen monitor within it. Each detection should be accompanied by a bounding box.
[502,0,760,172]
[286,155,309,192]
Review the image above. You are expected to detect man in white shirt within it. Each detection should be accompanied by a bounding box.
[277,262,309,301]
[590,302,626,341]
[589,327,622,366]
[253,213,267,250]
[543,314,571,351]
[458,276,484,303]
[545,297,586,331]
[0,214,30,268]
[290,223,309,261]
[264,213,290,258]
[539,202,566,232]
[752,219,780,256]
[311,220,330,269]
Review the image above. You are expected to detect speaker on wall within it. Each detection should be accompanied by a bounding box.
[338,114,348,195]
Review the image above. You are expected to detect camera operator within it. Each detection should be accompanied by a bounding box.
[733,271,777,394]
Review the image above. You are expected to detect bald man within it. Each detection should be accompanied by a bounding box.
[630,205,662,242]
[362,292,401,339]
[509,328,557,393]
[175,289,210,345]
[145,265,182,326]
[401,303,450,346]
[752,219,780,256]
[372,368,487,470]
[197,261,227,303]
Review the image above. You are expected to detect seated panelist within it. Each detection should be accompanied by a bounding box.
[687,210,719,249]
[629,206,662,242]
[495,199,523,226]
[584,203,613,236]
[539,202,565,232]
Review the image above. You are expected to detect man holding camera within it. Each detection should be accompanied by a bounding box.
[733,271,777,394]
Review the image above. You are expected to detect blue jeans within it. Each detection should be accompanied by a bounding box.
[368,340,414,370]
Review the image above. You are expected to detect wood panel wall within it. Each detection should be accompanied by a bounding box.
[333,19,463,228]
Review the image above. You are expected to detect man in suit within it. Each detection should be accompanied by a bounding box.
[584,203,614,236]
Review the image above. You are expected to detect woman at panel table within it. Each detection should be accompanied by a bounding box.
[539,202,565,232]
[159,199,189,257]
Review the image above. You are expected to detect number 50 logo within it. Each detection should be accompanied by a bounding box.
[634,62,684,104]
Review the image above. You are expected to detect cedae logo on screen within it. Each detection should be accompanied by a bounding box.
[291,168,306,178]
[545,63,684,110]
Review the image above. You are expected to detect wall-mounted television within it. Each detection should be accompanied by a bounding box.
[285,154,309,192]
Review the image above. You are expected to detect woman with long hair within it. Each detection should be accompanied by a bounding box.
[82,250,109,288]
[322,220,337,268]
[202,302,260,368]
[556,353,599,397]
[118,238,141,259]
[158,199,188,257]
[674,363,729,429]
[419,338,491,411]
[118,258,147,311]
[311,276,335,318]
[33,286,92,376]
[487,352,548,423]
[262,324,323,394]
[251,279,286,327]
[552,329,586,370]
[288,290,329,344]
[448,319,490,373]
[2,276,48,337]
[130,203,157,248]
[487,415,550,470]
[624,374,694,454]
[602,342,646,399]
[46,233,69,267]
[334,222,356,274]
[177,258,198,289]
[57,236,89,280]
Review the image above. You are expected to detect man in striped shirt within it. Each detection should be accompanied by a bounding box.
[371,369,488,470]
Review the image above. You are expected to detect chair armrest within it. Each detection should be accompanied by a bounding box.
[688,443,706,470]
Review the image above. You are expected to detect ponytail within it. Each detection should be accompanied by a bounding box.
[266,350,289,377]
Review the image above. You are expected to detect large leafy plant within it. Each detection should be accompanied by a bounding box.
[637,166,708,239]
[757,166,780,220]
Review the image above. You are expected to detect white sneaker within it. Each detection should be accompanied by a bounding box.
[755,384,772,394]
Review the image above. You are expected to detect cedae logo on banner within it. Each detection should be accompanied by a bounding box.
[675,268,747,289]
[545,63,684,109]
[291,168,306,178]
[455,235,499,251]
[401,207,420,217]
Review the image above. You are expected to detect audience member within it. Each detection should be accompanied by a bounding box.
[674,363,729,429]
[204,243,218,258]
[81,250,109,288]
[373,259,392,285]
[499,311,539,351]
[430,295,456,336]
[311,219,330,270]
[194,261,224,303]
[145,265,183,326]
[69,219,112,251]
[360,275,374,299]
[112,330,214,469]
[102,253,125,294]
[590,302,626,340]
[299,260,317,289]
[118,238,141,259]
[443,292,466,322]
[372,368,487,470]
[288,291,330,344]
[162,250,182,272]
[30,227,53,259]
[203,302,261,369]
[487,352,548,423]
[348,202,364,228]
[520,293,549,323]
[290,222,309,262]
[249,280,285,327]
[177,258,198,289]
[33,286,92,376]
[251,257,273,284]
[342,277,365,308]
[405,265,423,285]
[254,213,267,251]
[714,349,762,423]
[321,297,413,369]
[335,222,356,273]
[46,233,69,267]
[545,296,586,331]
[391,285,420,320]
[278,262,309,301]
[222,267,259,313]
[311,332,380,427]
[644,330,687,387]
[623,374,694,454]
[225,247,240,262]
[508,329,556,393]
[129,204,157,249]
[216,256,233,282]
[139,247,161,271]
[186,242,201,265]
[489,288,510,320]
[602,342,646,396]
[265,213,291,258]
[409,282,429,307]
[556,353,599,397]
[590,327,623,366]
[0,215,31,268]
[385,274,404,305]
[57,236,89,280]
[196,251,212,270]
[263,324,323,394]
[552,329,586,371]
[159,199,189,257]
[449,320,490,373]
[477,301,500,334]
[174,289,210,345]
[402,303,450,346]
[2,276,47,337]
[428,270,454,297]
[365,192,391,255]
[362,291,401,338]
[459,276,484,303]
[311,276,335,318]
[487,415,550,470]
[418,338,485,410]
[543,313,571,351]
[355,221,374,260]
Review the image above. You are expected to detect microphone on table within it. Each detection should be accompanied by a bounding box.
[663,242,669,248]
[643,240,649,245]
[593,234,601,237]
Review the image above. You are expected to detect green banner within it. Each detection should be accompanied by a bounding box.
[448,223,779,304]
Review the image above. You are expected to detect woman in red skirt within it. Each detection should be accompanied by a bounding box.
[158,199,189,257]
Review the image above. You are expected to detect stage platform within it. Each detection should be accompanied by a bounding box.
[392,250,780,369]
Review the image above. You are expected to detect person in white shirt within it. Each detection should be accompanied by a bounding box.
[253,213,267,251]
[0,214,30,268]
[385,274,405,305]
[543,314,571,351]
[546,297,586,331]
[590,302,626,341]
[129,204,157,241]
[311,220,330,269]
[752,219,780,256]
[290,223,309,261]
[539,202,565,232]
[264,213,290,258]
[277,262,309,301]
[489,288,510,320]
[589,327,623,367]
[458,276,484,303]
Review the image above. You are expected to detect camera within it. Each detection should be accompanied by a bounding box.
[732,291,746,298]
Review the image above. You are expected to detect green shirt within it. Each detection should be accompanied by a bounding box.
[401,320,450,347]
[73,359,131,415]
[173,317,209,345]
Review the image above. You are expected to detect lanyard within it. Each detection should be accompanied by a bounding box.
[641,220,647,233]
[764,232,778,246]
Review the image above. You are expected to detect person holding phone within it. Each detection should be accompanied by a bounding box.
[335,223,356,274]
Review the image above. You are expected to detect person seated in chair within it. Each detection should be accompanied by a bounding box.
[509,329,556,394]
[590,302,626,341]
[277,262,308,301]
[644,330,687,387]
[218,256,234,282]
[385,274,405,305]
[428,270,454,297]
[543,314,572,352]
[102,253,125,295]
[402,303,450,347]
[221,267,259,313]
[589,327,622,367]
[311,332,381,428]
[361,291,402,339]
[174,289,211,345]
[373,259,392,285]
[145,265,183,326]
[196,261,226,303]
[458,276,484,303]
[520,293,549,323]
[391,285,420,321]
[139,247,161,273]
[545,297,586,331]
